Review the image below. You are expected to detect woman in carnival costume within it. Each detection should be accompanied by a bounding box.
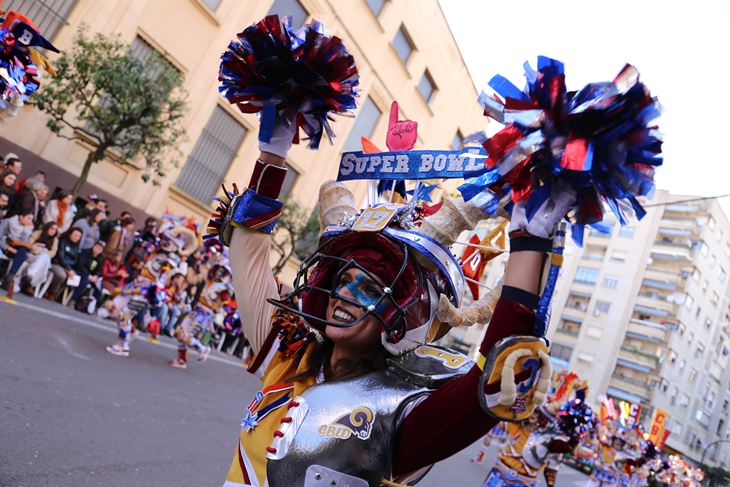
[169,257,233,369]
[584,422,656,487]
[482,382,595,487]
[210,14,662,487]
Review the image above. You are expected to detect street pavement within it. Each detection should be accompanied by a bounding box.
[0,294,590,486]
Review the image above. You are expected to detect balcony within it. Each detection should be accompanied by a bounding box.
[619,346,659,370]
[606,383,649,404]
[627,319,669,342]
[612,372,651,389]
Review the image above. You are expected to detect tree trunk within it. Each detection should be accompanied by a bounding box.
[71,148,104,199]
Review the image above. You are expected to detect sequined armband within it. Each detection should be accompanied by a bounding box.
[218,189,284,245]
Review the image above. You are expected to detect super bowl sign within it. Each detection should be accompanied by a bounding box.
[336,147,487,181]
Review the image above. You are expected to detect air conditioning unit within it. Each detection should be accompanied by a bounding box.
[594,310,601,316]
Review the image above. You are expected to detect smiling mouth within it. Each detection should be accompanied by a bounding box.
[332,306,356,323]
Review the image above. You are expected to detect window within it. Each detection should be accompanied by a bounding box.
[611,250,627,262]
[200,0,222,11]
[713,292,720,305]
[679,323,686,336]
[392,25,414,64]
[603,276,619,288]
[674,421,683,436]
[693,268,702,282]
[417,70,436,105]
[698,240,709,256]
[703,279,709,292]
[689,368,698,381]
[685,294,694,310]
[710,217,717,230]
[719,267,726,282]
[696,407,712,427]
[451,130,463,150]
[619,226,635,237]
[705,317,713,330]
[342,96,382,152]
[551,342,574,362]
[688,331,695,344]
[279,163,299,199]
[596,301,611,313]
[1,0,77,41]
[711,362,724,382]
[697,343,706,358]
[365,0,386,17]
[557,317,582,336]
[574,267,600,286]
[696,306,703,318]
[176,106,247,203]
[711,254,717,267]
[681,394,690,406]
[718,230,724,243]
[679,358,686,371]
[669,350,678,364]
[268,0,308,27]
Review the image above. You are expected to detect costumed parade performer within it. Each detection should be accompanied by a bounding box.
[208,13,662,487]
[0,2,59,122]
[169,256,233,369]
[481,373,595,487]
[584,421,658,487]
[104,218,195,356]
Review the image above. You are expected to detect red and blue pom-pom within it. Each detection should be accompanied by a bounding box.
[459,56,663,244]
[219,15,359,149]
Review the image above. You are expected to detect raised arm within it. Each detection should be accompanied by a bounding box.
[226,126,296,354]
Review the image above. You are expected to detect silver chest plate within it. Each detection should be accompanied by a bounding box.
[265,346,473,487]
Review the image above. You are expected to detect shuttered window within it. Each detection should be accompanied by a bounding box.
[342,96,382,152]
[200,0,222,11]
[268,0,308,28]
[1,0,77,41]
[176,106,247,203]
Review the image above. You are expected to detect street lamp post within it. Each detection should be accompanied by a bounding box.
[700,439,730,467]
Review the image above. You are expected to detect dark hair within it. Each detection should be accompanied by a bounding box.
[61,226,84,241]
[86,208,103,225]
[145,217,157,226]
[5,157,20,167]
[35,170,46,177]
[287,337,390,384]
[36,221,59,247]
[55,189,70,201]
[0,169,16,193]
[19,208,34,217]
[120,216,135,227]
[120,211,131,218]
[98,199,108,205]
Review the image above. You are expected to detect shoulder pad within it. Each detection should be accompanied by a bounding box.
[387,345,473,389]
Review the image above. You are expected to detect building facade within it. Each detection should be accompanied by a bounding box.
[450,191,730,467]
[0,0,486,283]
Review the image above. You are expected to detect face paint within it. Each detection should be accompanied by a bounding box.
[335,272,389,313]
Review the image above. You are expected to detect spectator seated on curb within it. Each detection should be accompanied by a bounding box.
[18,222,59,296]
[67,240,105,311]
[47,227,83,302]
[0,209,35,289]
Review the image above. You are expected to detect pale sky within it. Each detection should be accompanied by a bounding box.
[439,0,730,214]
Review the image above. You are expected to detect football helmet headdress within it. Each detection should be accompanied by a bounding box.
[268,181,466,356]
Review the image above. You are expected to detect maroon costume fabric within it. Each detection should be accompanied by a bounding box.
[392,298,536,477]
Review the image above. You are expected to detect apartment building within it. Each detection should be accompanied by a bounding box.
[0,0,486,283]
[444,191,730,467]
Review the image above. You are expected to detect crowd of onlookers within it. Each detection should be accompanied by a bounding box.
[0,152,142,302]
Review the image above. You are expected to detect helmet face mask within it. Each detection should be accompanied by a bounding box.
[268,232,423,344]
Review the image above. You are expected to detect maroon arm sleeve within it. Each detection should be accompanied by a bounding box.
[392,297,536,477]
